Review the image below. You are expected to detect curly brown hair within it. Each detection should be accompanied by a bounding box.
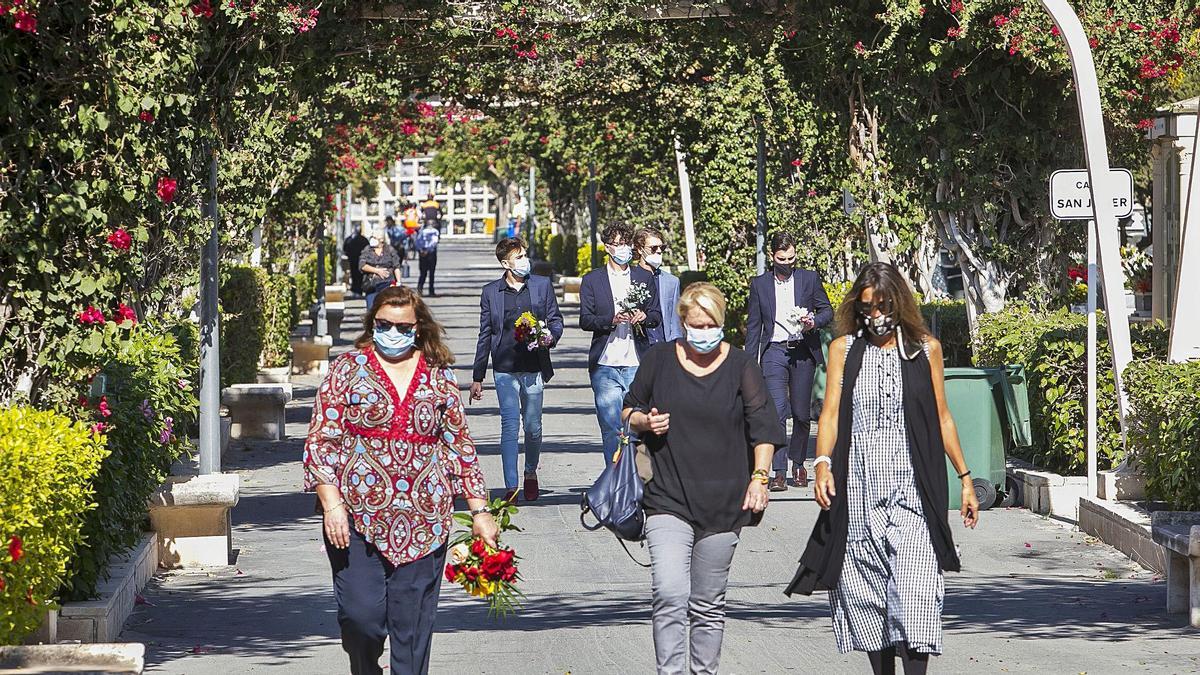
[355,286,455,368]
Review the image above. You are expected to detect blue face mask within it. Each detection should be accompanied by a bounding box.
[374,326,416,358]
[609,245,634,265]
[685,326,724,354]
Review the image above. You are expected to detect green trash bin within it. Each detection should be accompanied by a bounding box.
[943,366,1031,510]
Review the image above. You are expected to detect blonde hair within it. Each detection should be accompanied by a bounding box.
[677,282,726,326]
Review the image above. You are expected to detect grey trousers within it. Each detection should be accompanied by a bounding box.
[645,513,741,675]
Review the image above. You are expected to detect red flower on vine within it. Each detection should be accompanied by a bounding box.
[156,177,177,203]
[79,306,106,326]
[8,536,23,563]
[107,228,133,251]
[992,15,1009,28]
[791,158,804,167]
[946,26,963,39]
[1136,118,1154,130]
[949,0,963,14]
[97,395,113,418]
[91,422,107,435]
[139,110,154,123]
[1088,37,1099,49]
[114,303,137,326]
[1050,25,1060,37]
[952,67,964,79]
[288,114,298,123]
[12,9,36,33]
[853,41,866,55]
[191,0,214,18]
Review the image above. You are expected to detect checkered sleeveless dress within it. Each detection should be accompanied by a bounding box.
[829,336,943,655]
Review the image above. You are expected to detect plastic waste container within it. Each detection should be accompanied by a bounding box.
[944,365,1031,510]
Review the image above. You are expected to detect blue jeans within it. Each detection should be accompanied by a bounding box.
[589,365,639,465]
[494,371,544,489]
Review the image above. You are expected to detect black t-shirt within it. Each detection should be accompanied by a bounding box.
[494,283,541,374]
[623,343,784,532]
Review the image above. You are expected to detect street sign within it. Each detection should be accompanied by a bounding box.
[842,187,858,216]
[1049,168,1134,220]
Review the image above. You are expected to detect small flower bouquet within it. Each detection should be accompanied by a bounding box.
[785,306,815,337]
[445,497,523,616]
[513,311,553,351]
[619,282,652,336]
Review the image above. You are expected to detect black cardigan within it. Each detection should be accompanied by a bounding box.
[785,336,961,596]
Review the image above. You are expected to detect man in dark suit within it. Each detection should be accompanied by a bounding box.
[745,232,833,491]
[579,223,662,465]
[471,237,564,502]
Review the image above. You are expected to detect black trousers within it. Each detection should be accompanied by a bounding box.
[761,342,817,473]
[418,251,438,294]
[326,530,447,675]
[349,257,364,295]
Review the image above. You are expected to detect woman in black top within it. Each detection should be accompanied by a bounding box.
[623,282,783,675]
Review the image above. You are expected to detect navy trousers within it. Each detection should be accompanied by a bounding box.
[761,343,817,473]
[326,530,446,675]
[418,251,438,294]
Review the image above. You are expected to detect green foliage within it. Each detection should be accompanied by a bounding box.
[577,243,604,277]
[295,247,337,311]
[547,234,566,274]
[921,301,972,367]
[261,274,297,369]
[532,223,553,262]
[65,325,196,600]
[824,281,854,310]
[974,306,1168,474]
[1125,360,1200,510]
[220,266,269,386]
[0,407,107,643]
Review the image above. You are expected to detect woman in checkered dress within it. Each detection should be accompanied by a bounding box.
[785,263,979,675]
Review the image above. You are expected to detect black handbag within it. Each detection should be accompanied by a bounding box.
[580,414,647,545]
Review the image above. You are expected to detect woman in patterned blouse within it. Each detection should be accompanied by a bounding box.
[304,285,498,675]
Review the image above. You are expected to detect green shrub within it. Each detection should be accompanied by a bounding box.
[532,223,553,261]
[261,274,297,369]
[295,245,337,311]
[219,265,268,387]
[1125,360,1200,510]
[64,325,196,600]
[823,280,853,309]
[921,300,971,367]
[547,234,565,273]
[562,233,579,276]
[577,242,605,276]
[974,306,1168,474]
[0,407,108,643]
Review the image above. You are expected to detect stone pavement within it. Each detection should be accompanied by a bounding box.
[121,241,1199,674]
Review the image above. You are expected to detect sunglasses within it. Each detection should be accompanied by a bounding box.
[854,300,894,316]
[644,245,667,254]
[374,319,416,333]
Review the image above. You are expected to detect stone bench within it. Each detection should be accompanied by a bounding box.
[559,276,582,304]
[309,301,346,338]
[1151,511,1200,628]
[221,383,292,440]
[325,283,347,303]
[149,472,240,569]
[0,644,144,673]
[290,335,333,375]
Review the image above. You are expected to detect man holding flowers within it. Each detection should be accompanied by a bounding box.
[471,237,564,501]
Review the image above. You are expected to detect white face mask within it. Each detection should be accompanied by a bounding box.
[368,236,380,248]
[643,253,663,269]
[685,326,724,354]
[609,245,633,265]
[507,257,531,278]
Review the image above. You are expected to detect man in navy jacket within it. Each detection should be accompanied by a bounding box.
[471,237,564,501]
[744,232,833,491]
[579,223,662,465]
[635,226,683,345]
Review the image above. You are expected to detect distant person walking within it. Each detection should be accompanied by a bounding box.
[360,226,404,309]
[304,285,498,675]
[415,219,440,297]
[470,237,564,502]
[744,232,833,491]
[344,227,369,297]
[635,227,683,345]
[420,193,442,230]
[579,222,662,465]
[785,262,979,675]
[623,283,783,674]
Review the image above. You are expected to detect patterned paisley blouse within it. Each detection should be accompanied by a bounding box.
[303,348,487,565]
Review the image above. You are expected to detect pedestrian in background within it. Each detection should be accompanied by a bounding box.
[786,262,979,675]
[470,237,564,502]
[623,282,783,675]
[635,227,683,345]
[579,222,661,465]
[360,226,404,309]
[415,218,440,297]
[304,285,498,675]
[344,226,369,297]
[420,192,442,230]
[744,232,833,491]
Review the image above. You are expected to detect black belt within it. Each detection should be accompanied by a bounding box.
[770,339,806,350]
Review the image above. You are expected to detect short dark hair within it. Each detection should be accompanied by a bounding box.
[769,231,797,254]
[602,223,634,246]
[495,237,526,262]
[633,227,665,251]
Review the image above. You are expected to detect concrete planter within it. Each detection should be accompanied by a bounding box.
[1079,497,1165,574]
[1006,458,1087,522]
[149,472,240,569]
[256,365,291,384]
[290,335,333,376]
[54,534,158,643]
[0,644,144,673]
[221,383,293,440]
[559,276,582,304]
[325,283,347,303]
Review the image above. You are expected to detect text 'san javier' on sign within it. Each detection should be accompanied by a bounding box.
[1048,169,1134,221]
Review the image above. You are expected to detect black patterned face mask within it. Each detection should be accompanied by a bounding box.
[861,312,897,337]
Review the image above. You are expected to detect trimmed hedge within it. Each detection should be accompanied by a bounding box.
[261,274,297,369]
[64,325,196,600]
[974,306,1168,474]
[1124,360,1200,511]
[576,242,604,276]
[220,265,269,386]
[295,246,337,311]
[0,407,107,643]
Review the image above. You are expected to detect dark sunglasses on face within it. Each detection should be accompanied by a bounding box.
[855,300,894,316]
[374,319,416,333]
[644,245,666,254]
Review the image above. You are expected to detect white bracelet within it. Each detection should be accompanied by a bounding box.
[813,456,833,470]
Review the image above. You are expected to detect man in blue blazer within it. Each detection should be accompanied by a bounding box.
[635,227,683,344]
[470,237,564,502]
[579,223,662,465]
[744,232,833,491]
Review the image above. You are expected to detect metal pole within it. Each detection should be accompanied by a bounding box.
[755,122,767,276]
[315,216,328,337]
[1042,0,1135,433]
[198,150,222,476]
[528,164,536,256]
[588,166,599,270]
[1086,222,1098,498]
[1168,101,1200,362]
[674,137,698,270]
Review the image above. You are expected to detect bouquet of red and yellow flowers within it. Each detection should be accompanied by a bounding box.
[513,311,554,351]
[444,497,523,616]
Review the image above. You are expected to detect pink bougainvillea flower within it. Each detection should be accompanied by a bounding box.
[114,303,137,326]
[539,135,548,144]
[79,306,106,326]
[952,67,964,79]
[946,26,963,39]
[97,395,112,418]
[13,9,37,33]
[91,422,107,435]
[107,227,133,251]
[156,176,177,203]
[807,189,818,197]
[791,158,804,167]
[8,536,23,563]
[1088,37,1099,49]
[1136,118,1154,130]
[949,0,963,14]
[138,110,154,123]
[159,416,175,444]
[1050,25,1061,37]
[401,121,419,135]
[853,41,866,55]
[993,15,1009,28]
[287,114,298,123]
[191,0,213,18]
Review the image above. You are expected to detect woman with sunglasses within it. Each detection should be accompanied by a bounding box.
[785,262,979,675]
[303,286,499,675]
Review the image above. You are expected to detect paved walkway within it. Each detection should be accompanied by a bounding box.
[122,241,1198,674]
